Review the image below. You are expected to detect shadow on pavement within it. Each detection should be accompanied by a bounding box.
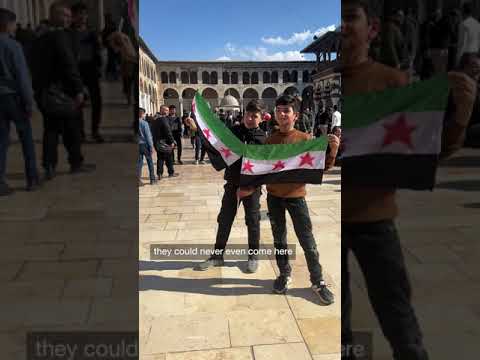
[139,261,327,306]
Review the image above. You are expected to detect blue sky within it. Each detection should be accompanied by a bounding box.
[140,0,340,61]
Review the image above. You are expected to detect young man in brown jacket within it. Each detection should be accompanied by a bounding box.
[341,1,477,359]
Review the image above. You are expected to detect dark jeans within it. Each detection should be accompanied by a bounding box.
[172,131,182,161]
[157,150,174,176]
[214,182,261,256]
[0,95,39,185]
[40,107,84,170]
[194,135,205,161]
[137,143,155,181]
[342,220,428,360]
[79,68,102,136]
[267,194,323,284]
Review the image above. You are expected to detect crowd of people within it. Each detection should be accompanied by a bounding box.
[0,1,137,197]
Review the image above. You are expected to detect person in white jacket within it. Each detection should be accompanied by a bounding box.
[456,2,480,66]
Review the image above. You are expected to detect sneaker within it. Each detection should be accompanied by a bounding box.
[178,160,183,165]
[70,163,96,174]
[273,275,292,294]
[26,177,41,192]
[194,256,225,271]
[168,173,179,178]
[245,256,258,273]
[195,160,199,165]
[312,281,334,305]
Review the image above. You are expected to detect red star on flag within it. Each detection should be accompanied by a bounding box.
[272,160,285,171]
[220,147,232,158]
[299,152,315,167]
[203,128,211,140]
[242,160,254,173]
[382,114,417,150]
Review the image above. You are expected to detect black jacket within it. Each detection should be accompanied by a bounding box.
[151,116,174,149]
[30,28,83,97]
[70,28,102,78]
[223,124,266,184]
[168,116,182,133]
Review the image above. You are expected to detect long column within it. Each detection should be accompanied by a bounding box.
[179,97,184,116]
[98,0,104,31]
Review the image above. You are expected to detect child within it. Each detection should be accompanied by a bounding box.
[137,107,156,185]
[194,100,267,273]
[266,94,339,305]
[341,1,476,359]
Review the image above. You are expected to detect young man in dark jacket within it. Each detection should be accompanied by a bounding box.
[195,100,267,273]
[151,105,178,178]
[167,105,183,164]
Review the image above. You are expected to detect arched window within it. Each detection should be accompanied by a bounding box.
[181,71,189,84]
[223,71,230,84]
[291,70,298,83]
[211,71,218,84]
[161,72,168,84]
[169,71,176,84]
[202,71,210,84]
[251,72,258,84]
[190,71,198,84]
[263,71,270,84]
[242,72,250,84]
[283,70,290,83]
[231,72,238,84]
[271,71,278,83]
[302,70,310,83]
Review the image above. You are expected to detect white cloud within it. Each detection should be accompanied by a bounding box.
[261,25,336,46]
[216,44,309,61]
[216,56,232,61]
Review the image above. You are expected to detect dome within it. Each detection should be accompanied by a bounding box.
[220,95,240,108]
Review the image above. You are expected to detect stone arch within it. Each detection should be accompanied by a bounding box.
[224,88,240,99]
[301,86,314,112]
[271,71,278,83]
[251,72,259,84]
[263,71,271,84]
[261,87,278,112]
[161,71,168,84]
[243,88,259,110]
[202,87,219,108]
[202,71,210,84]
[283,70,290,83]
[163,88,180,109]
[283,86,299,96]
[169,71,177,84]
[181,71,189,84]
[182,88,196,113]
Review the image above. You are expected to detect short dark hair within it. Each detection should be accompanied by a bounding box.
[463,2,473,16]
[0,8,17,28]
[169,104,176,109]
[333,105,338,111]
[275,95,301,112]
[245,99,265,113]
[71,2,88,14]
[342,0,374,19]
[139,107,146,113]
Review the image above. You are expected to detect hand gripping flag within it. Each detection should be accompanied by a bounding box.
[192,93,328,187]
[341,74,450,190]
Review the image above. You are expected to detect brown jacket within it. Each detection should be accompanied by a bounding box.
[265,129,335,198]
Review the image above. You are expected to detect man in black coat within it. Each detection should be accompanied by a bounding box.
[30,1,92,179]
[71,2,104,143]
[167,105,183,164]
[151,105,178,178]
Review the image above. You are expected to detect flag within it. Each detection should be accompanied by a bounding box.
[239,138,327,187]
[192,92,328,186]
[341,75,450,190]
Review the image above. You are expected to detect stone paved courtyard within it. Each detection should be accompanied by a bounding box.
[139,140,341,360]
